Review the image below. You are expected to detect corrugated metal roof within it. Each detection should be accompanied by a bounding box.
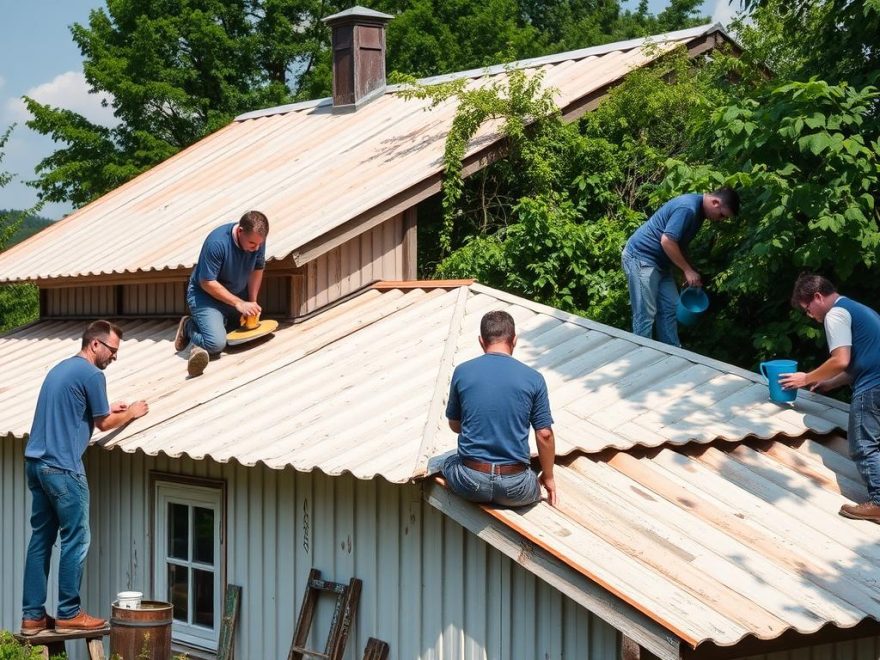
[0,25,725,284]
[471,437,880,650]
[0,283,846,483]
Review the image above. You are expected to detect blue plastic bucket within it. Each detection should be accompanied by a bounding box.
[760,359,798,403]
[676,287,709,326]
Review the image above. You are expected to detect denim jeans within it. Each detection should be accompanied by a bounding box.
[442,454,541,507]
[186,287,243,354]
[621,250,680,346]
[22,460,91,620]
[848,388,880,505]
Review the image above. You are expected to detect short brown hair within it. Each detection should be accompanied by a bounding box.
[790,273,837,308]
[480,310,515,344]
[239,210,269,236]
[81,320,123,348]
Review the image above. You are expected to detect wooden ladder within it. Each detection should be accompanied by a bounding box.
[288,569,362,660]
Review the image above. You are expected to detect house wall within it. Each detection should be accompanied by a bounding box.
[1,440,614,660]
[37,210,413,321]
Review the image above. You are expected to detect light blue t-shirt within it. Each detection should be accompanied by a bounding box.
[832,297,880,395]
[445,352,554,464]
[625,193,705,269]
[26,356,110,475]
[188,223,266,298]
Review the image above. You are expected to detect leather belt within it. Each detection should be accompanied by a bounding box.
[462,458,528,475]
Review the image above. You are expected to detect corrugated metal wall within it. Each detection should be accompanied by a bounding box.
[301,214,404,315]
[1,441,614,659]
[43,285,117,317]
[738,638,880,660]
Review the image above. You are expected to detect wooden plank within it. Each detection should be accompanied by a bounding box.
[217,583,242,660]
[423,482,684,660]
[402,206,417,280]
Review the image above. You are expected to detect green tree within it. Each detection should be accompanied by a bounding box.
[658,78,880,367]
[0,126,41,334]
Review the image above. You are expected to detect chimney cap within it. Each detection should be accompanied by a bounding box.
[323,6,394,26]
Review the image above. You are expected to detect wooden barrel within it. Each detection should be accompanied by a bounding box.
[110,600,173,660]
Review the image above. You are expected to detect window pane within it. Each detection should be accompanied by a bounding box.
[168,503,189,560]
[193,507,214,565]
[168,564,188,622]
[193,569,214,628]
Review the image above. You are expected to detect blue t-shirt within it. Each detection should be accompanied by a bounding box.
[26,356,110,474]
[625,193,705,269]
[445,352,554,464]
[833,298,880,395]
[188,223,266,298]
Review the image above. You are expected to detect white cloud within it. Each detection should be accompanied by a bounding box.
[712,0,742,27]
[5,71,117,127]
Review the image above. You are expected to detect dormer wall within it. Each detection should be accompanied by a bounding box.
[36,209,416,321]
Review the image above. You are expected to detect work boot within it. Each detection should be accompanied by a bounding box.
[188,345,210,377]
[839,501,880,523]
[55,610,106,632]
[20,615,55,636]
[174,315,191,352]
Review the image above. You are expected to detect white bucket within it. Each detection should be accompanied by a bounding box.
[116,590,143,609]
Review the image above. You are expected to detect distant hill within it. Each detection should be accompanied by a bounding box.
[1,210,54,249]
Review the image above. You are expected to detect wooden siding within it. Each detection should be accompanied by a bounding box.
[122,282,186,316]
[42,285,117,318]
[300,213,404,315]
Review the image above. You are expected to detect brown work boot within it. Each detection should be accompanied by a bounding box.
[55,610,107,632]
[21,615,55,636]
[174,315,191,352]
[839,501,880,523]
[188,345,210,377]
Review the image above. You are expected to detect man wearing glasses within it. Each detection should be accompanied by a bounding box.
[781,274,880,523]
[21,320,149,635]
[174,210,269,377]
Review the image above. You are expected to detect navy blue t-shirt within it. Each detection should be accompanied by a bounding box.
[188,223,266,298]
[625,193,705,269]
[445,352,554,464]
[26,356,110,474]
[833,297,880,395]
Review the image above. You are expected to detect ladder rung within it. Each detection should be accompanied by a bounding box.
[289,646,330,659]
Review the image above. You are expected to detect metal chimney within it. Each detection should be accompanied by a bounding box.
[323,6,394,111]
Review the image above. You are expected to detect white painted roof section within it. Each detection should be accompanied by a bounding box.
[470,438,880,649]
[0,26,727,283]
[0,283,845,482]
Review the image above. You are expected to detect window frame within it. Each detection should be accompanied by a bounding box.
[152,476,225,651]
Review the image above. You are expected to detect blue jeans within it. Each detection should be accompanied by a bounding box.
[621,250,680,346]
[22,460,91,620]
[848,389,880,505]
[442,454,541,507]
[186,287,243,354]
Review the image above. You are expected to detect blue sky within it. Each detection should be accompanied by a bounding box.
[0,0,737,220]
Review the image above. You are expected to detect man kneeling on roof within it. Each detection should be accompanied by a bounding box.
[443,310,558,507]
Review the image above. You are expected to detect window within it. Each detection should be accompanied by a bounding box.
[154,481,223,650]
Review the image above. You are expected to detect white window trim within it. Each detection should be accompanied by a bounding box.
[154,481,223,651]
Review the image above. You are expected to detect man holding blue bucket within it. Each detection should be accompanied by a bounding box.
[622,188,739,346]
[781,274,880,523]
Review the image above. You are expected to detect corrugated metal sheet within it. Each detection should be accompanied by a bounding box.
[0,283,847,483]
[0,436,616,660]
[470,437,880,650]
[0,26,721,284]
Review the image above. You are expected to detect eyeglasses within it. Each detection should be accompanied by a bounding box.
[96,338,119,356]
[801,297,817,317]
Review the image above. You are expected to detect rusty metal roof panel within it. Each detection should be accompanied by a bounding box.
[478,438,880,649]
[0,27,723,283]
[0,282,847,483]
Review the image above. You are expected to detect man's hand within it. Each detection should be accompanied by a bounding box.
[540,473,557,507]
[128,400,149,419]
[684,269,702,288]
[235,300,262,317]
[779,371,808,390]
[110,401,128,413]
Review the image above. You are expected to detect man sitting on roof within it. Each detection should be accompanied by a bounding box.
[174,211,269,377]
[443,310,557,507]
[781,274,880,524]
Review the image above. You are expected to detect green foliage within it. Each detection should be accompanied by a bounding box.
[735,0,880,87]
[0,631,47,660]
[658,78,880,366]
